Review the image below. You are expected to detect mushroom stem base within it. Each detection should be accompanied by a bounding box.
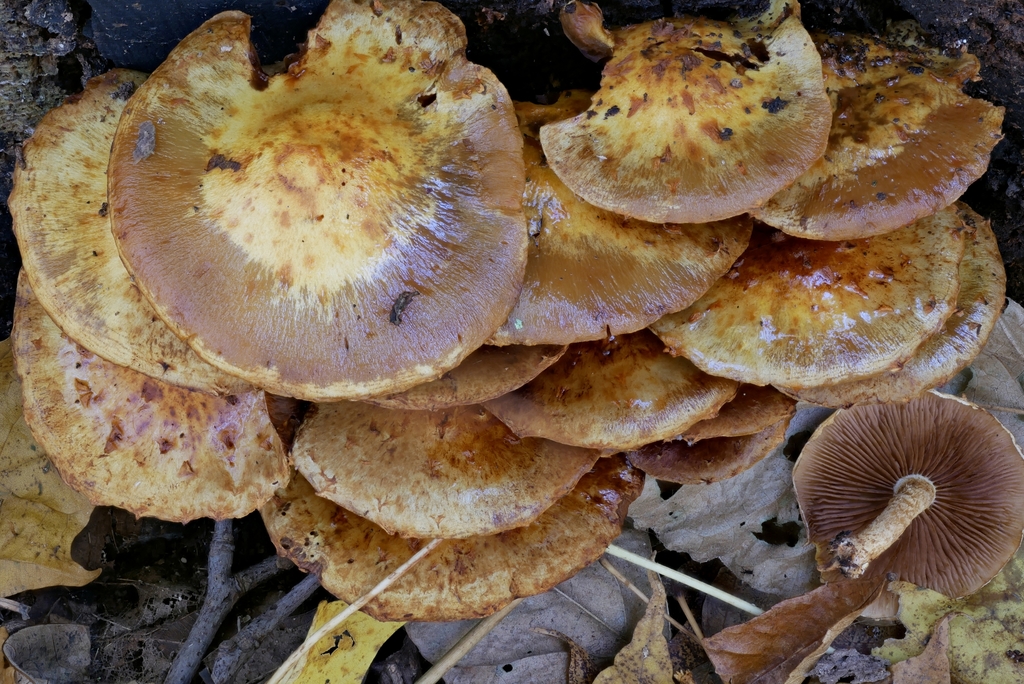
[822,473,936,578]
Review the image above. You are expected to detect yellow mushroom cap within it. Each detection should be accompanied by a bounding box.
[492,93,753,346]
[541,0,832,224]
[13,272,289,523]
[484,329,738,451]
[781,203,1005,406]
[262,456,643,621]
[107,1,527,402]
[757,25,1004,240]
[292,402,601,538]
[651,208,967,389]
[7,69,249,396]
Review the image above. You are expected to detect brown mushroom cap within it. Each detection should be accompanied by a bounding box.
[680,384,796,443]
[365,344,566,411]
[650,208,967,389]
[13,272,289,523]
[627,417,789,484]
[7,70,249,396]
[793,391,1024,618]
[292,402,601,538]
[262,456,643,621]
[757,25,1004,240]
[491,94,753,346]
[107,3,527,402]
[540,0,832,224]
[484,329,738,451]
[781,204,1005,406]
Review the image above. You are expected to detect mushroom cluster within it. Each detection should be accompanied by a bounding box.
[5,0,1015,627]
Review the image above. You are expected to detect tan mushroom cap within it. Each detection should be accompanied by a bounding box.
[757,25,1004,240]
[627,416,789,484]
[292,402,601,538]
[540,0,832,224]
[262,456,643,621]
[491,94,753,346]
[680,384,796,443]
[650,208,966,389]
[108,2,527,402]
[484,329,738,451]
[13,273,289,523]
[366,344,566,411]
[7,70,248,396]
[781,204,1005,406]
[793,391,1024,618]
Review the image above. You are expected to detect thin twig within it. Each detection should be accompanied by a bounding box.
[207,573,322,683]
[973,403,1024,416]
[414,598,524,684]
[266,537,443,684]
[605,545,762,616]
[551,587,619,636]
[673,593,704,641]
[598,558,686,632]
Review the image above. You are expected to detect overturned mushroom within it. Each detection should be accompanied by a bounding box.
[793,391,1024,618]
[542,0,832,223]
[107,1,527,401]
[262,456,643,621]
[13,273,289,523]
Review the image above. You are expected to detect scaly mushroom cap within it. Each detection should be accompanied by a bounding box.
[262,456,643,621]
[650,208,966,389]
[108,2,527,401]
[540,0,832,224]
[627,417,789,484]
[13,273,289,523]
[7,70,248,396]
[292,402,601,538]
[366,344,566,411]
[793,391,1024,618]
[757,24,1004,240]
[680,384,796,443]
[484,329,738,451]
[492,94,753,346]
[781,203,1005,406]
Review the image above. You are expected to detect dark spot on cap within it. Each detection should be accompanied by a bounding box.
[111,81,137,101]
[98,202,108,217]
[719,127,733,141]
[133,121,156,162]
[907,65,924,75]
[389,290,420,325]
[604,105,620,118]
[761,96,789,114]
[206,154,242,172]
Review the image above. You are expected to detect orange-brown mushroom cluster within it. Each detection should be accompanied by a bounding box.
[5,0,1013,627]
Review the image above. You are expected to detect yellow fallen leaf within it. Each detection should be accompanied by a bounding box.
[282,600,404,684]
[593,570,675,683]
[0,338,98,596]
[876,545,1024,684]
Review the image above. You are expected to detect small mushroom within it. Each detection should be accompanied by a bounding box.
[291,402,601,538]
[491,93,753,346]
[651,208,966,389]
[781,203,1005,406]
[7,69,248,396]
[107,2,528,401]
[679,384,796,443]
[757,24,1004,239]
[559,1,614,62]
[485,329,738,451]
[262,456,643,621]
[13,273,289,523]
[542,0,832,223]
[793,391,1024,618]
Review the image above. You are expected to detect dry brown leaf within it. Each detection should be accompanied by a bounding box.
[593,570,675,684]
[808,649,890,684]
[533,628,600,684]
[703,576,886,684]
[891,615,950,684]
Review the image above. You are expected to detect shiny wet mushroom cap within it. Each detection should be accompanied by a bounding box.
[262,456,643,621]
[107,1,527,402]
[7,69,249,396]
[491,93,753,346]
[651,208,966,389]
[680,384,796,443]
[757,24,1004,240]
[793,391,1024,618]
[541,0,832,224]
[292,402,601,538]
[484,329,738,451]
[13,273,289,523]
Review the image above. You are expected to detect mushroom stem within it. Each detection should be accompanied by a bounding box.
[824,474,936,578]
